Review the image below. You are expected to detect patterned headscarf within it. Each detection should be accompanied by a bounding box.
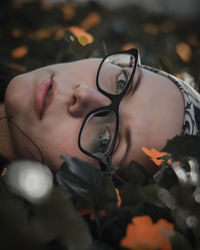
[140,65,200,135]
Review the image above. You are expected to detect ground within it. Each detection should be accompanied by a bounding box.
[1,0,200,89]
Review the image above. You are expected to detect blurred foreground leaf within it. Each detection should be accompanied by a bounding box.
[0,172,92,250]
[55,155,117,212]
[161,135,200,161]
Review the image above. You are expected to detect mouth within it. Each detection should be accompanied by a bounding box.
[35,75,54,119]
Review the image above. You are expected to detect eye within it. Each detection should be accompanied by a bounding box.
[116,70,128,94]
[98,126,111,154]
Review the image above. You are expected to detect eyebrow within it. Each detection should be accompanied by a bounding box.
[119,125,131,167]
[131,66,143,96]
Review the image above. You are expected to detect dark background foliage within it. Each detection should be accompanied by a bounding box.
[0,0,200,89]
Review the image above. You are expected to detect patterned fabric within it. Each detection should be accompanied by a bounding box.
[139,65,200,135]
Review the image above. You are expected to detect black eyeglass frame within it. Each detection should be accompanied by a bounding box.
[78,48,139,171]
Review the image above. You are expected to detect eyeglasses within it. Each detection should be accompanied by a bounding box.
[78,48,139,171]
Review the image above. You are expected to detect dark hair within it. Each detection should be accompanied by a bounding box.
[0,64,23,102]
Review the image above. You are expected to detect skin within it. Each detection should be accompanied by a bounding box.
[3,58,185,176]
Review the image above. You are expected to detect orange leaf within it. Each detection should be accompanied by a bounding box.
[80,11,101,30]
[176,42,192,62]
[143,23,159,36]
[28,29,51,40]
[11,0,23,9]
[11,28,23,38]
[77,208,94,216]
[62,3,77,20]
[187,34,200,46]
[67,26,94,46]
[115,188,122,207]
[120,216,174,250]
[1,168,7,177]
[90,210,106,220]
[159,20,176,33]
[11,46,28,59]
[142,147,168,166]
[40,2,55,11]
[122,43,136,51]
[8,63,27,72]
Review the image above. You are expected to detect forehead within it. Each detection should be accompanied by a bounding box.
[50,58,102,72]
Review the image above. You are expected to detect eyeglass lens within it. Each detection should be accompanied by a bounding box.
[80,53,136,156]
[98,53,136,95]
[80,110,116,155]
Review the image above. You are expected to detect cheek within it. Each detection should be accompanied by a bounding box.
[5,75,33,115]
[41,133,100,172]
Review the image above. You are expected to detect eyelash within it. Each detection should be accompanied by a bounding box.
[125,75,134,96]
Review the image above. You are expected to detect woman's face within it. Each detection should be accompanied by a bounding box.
[5,58,184,175]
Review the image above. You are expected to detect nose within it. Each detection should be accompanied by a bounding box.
[68,83,111,117]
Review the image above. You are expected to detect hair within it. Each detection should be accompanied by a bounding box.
[0,64,23,102]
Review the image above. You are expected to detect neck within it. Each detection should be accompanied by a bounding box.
[0,104,16,161]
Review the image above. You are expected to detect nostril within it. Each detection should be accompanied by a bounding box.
[72,96,77,105]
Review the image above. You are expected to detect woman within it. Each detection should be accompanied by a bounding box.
[1,48,200,177]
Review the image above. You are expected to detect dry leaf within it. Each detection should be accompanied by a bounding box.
[187,34,200,46]
[11,0,23,9]
[62,2,77,20]
[40,2,55,11]
[115,188,122,207]
[8,63,27,72]
[143,24,159,36]
[28,29,51,40]
[54,26,66,40]
[11,46,28,59]
[159,20,176,33]
[67,26,94,46]
[1,168,7,177]
[142,147,168,166]
[176,42,192,63]
[11,28,23,38]
[80,11,101,30]
[122,43,136,51]
[120,216,174,250]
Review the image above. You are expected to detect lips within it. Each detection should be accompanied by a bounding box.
[34,76,54,119]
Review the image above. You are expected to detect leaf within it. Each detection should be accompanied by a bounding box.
[154,164,178,189]
[31,188,92,250]
[161,135,200,161]
[176,42,192,63]
[0,172,92,250]
[55,155,117,211]
[141,147,168,166]
[118,161,151,206]
[126,160,151,187]
[63,28,94,59]
[170,231,192,250]
[11,46,28,59]
[139,185,176,209]
[80,11,101,30]
[89,240,115,250]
